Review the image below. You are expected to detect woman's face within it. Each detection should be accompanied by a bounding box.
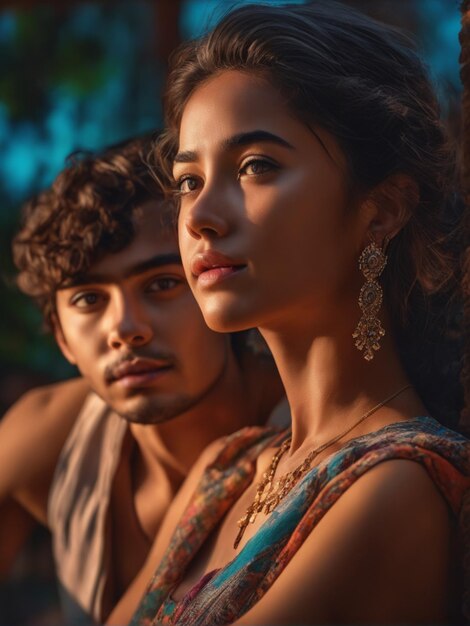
[175,70,370,334]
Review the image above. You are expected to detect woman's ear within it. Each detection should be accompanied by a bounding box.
[366,174,419,246]
[52,314,77,365]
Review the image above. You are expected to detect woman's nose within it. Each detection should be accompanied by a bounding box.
[182,187,232,241]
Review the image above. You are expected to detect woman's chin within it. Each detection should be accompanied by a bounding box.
[201,301,259,335]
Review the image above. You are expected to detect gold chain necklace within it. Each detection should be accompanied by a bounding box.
[234,384,412,549]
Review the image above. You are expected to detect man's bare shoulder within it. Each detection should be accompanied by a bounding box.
[0,377,91,522]
[106,436,229,625]
[3,377,90,424]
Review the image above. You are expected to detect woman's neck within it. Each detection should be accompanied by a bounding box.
[260,310,417,454]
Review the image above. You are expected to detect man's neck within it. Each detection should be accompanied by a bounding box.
[129,349,284,476]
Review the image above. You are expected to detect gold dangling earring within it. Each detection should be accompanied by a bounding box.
[352,236,388,361]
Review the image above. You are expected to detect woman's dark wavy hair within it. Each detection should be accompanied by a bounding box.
[157,1,465,431]
[13,133,163,330]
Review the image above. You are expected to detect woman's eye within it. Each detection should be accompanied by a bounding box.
[70,292,103,309]
[239,158,276,177]
[176,175,199,194]
[147,277,182,292]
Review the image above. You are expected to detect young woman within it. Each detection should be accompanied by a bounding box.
[119,3,470,625]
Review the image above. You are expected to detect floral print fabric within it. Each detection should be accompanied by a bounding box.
[131,417,470,626]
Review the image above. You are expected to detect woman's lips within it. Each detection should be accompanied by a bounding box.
[191,250,247,287]
[197,265,246,287]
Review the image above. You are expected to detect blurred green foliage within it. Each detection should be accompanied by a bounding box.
[0,0,462,409]
[0,2,162,404]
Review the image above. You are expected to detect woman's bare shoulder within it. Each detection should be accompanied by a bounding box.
[234,459,452,625]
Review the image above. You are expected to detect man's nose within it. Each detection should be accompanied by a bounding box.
[107,296,153,350]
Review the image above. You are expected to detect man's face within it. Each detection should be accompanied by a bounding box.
[54,201,230,424]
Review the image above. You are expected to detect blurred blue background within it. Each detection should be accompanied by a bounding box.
[0,0,464,623]
[0,0,463,406]
[0,0,462,208]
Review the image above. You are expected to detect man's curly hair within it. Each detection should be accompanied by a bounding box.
[12,134,164,330]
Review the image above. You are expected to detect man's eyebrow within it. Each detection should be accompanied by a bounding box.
[173,130,294,164]
[68,253,182,286]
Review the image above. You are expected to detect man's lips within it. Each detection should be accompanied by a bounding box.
[107,358,173,389]
[190,250,247,287]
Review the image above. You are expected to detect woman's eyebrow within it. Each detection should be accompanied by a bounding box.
[222,130,294,150]
[174,149,198,164]
[173,130,294,164]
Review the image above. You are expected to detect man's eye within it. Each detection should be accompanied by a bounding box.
[239,158,276,177]
[176,175,199,194]
[70,292,103,308]
[147,277,182,292]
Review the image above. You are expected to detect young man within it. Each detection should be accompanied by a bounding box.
[1,136,286,623]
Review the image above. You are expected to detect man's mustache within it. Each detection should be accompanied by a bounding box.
[104,350,176,383]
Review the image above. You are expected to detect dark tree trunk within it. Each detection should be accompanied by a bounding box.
[460,1,470,432]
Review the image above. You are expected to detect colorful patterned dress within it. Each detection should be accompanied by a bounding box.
[131,417,470,626]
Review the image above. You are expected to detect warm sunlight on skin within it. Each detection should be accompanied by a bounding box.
[162,70,448,626]
[174,68,425,445]
[2,192,287,626]
[55,201,230,424]
[175,71,372,338]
